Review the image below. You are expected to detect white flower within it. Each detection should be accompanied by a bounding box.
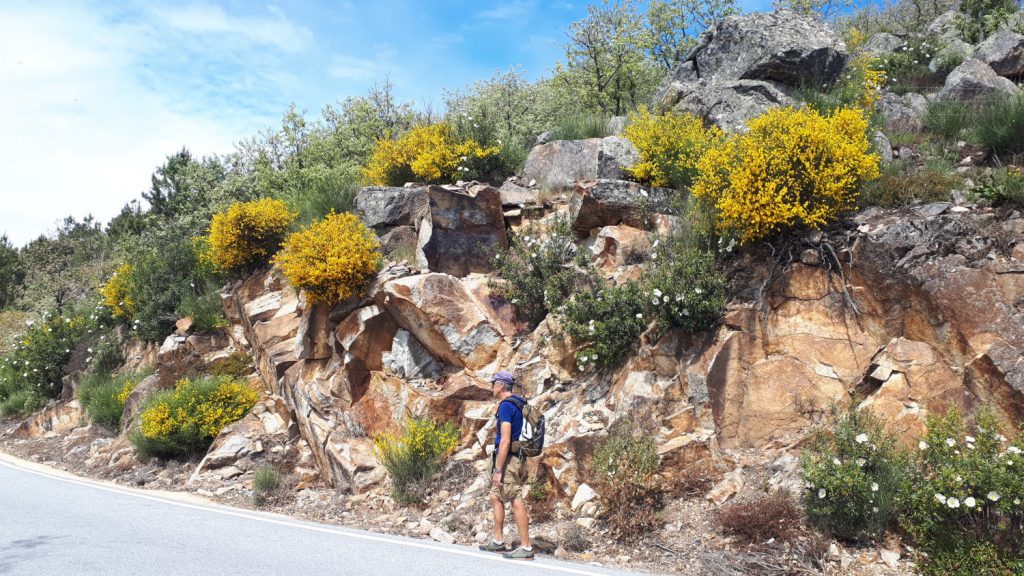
[998,435,1008,443]
[1008,446,1022,455]
[651,240,659,248]
[663,295,669,303]
[856,458,866,467]
[25,320,34,326]
[651,253,657,260]
[856,433,869,444]
[639,188,648,198]
[988,491,1000,502]
[956,475,963,482]
[694,287,702,295]
[652,288,663,298]
[964,497,976,508]
[946,438,956,447]
[652,297,660,306]
[947,497,960,508]
[635,313,643,319]
[935,493,947,504]
[873,507,879,513]
[818,488,826,499]
[510,299,518,304]
[832,457,842,466]
[919,441,929,450]
[1015,499,1021,505]
[871,482,879,492]
[1009,460,1015,466]
[965,435,975,443]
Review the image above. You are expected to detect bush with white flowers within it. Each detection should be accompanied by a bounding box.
[644,238,725,335]
[902,408,1024,575]
[490,216,592,327]
[801,408,911,541]
[559,280,647,370]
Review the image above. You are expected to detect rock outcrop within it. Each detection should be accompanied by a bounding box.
[655,10,847,130]
[975,30,1024,78]
[937,58,1020,101]
[522,137,639,191]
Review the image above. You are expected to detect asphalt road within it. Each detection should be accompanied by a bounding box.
[0,454,653,576]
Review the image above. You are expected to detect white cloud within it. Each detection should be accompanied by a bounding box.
[153,3,313,53]
[478,0,539,20]
[328,46,399,81]
[0,1,282,246]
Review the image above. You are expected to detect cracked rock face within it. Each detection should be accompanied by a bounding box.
[522,137,639,191]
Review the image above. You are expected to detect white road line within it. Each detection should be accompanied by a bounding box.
[0,455,634,576]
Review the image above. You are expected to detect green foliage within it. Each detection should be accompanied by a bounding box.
[0,310,30,359]
[78,370,144,430]
[124,241,206,343]
[548,113,611,141]
[801,408,911,542]
[0,389,45,418]
[645,0,736,69]
[288,178,359,227]
[0,235,23,310]
[645,243,726,334]
[559,0,663,116]
[89,332,125,377]
[973,94,1024,157]
[956,0,1021,43]
[774,0,854,19]
[253,465,283,505]
[0,313,96,406]
[591,418,664,541]
[836,0,958,36]
[373,417,460,505]
[975,167,1024,206]
[924,100,972,139]
[207,351,253,379]
[903,408,1024,574]
[17,216,112,316]
[132,376,259,460]
[877,36,945,95]
[560,280,647,370]
[178,288,228,333]
[491,217,589,327]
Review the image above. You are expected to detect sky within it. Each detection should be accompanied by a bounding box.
[0,0,770,247]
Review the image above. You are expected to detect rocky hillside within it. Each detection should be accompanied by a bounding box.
[5,8,1024,576]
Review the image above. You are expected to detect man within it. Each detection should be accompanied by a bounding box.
[479,370,534,560]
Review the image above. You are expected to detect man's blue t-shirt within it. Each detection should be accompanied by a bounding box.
[495,395,526,449]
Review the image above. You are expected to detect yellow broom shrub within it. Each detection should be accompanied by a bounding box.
[693,107,880,244]
[205,198,296,272]
[101,263,136,319]
[273,212,381,305]
[623,107,724,190]
[363,123,498,186]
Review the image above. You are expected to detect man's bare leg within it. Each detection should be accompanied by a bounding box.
[511,498,531,549]
[491,495,506,542]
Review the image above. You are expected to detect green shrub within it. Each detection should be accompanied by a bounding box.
[373,417,460,504]
[78,370,143,430]
[207,351,254,379]
[0,389,44,418]
[289,179,359,227]
[253,464,283,505]
[975,167,1024,206]
[801,408,911,542]
[560,280,647,370]
[924,100,972,139]
[902,408,1024,575]
[623,108,724,191]
[124,241,206,343]
[491,217,591,327]
[0,313,95,407]
[0,310,30,359]
[178,289,228,333]
[591,418,664,541]
[972,94,1024,157]
[89,332,125,377]
[877,36,945,95]
[645,242,726,335]
[956,0,1021,43]
[547,112,610,141]
[131,376,259,460]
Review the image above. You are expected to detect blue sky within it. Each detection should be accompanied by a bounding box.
[0,0,771,247]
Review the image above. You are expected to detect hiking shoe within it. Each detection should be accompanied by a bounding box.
[502,547,535,560]
[479,541,511,553]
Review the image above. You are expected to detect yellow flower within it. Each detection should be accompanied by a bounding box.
[363,123,498,186]
[623,107,724,189]
[205,198,296,272]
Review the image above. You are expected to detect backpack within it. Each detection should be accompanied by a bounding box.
[500,396,546,458]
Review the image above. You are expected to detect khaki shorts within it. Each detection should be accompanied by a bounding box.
[489,455,529,503]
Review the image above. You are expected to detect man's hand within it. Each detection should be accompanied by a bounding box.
[491,471,502,487]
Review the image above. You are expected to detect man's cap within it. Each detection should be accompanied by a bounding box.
[490,370,516,387]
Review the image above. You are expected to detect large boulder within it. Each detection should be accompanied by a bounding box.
[975,30,1024,77]
[14,400,84,438]
[355,186,429,230]
[876,91,928,133]
[676,10,847,86]
[569,180,673,235]
[420,185,508,277]
[860,33,904,56]
[937,58,1020,101]
[661,78,796,132]
[653,11,844,130]
[522,137,639,191]
[382,273,512,370]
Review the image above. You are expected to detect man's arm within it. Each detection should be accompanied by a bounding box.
[492,421,513,486]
